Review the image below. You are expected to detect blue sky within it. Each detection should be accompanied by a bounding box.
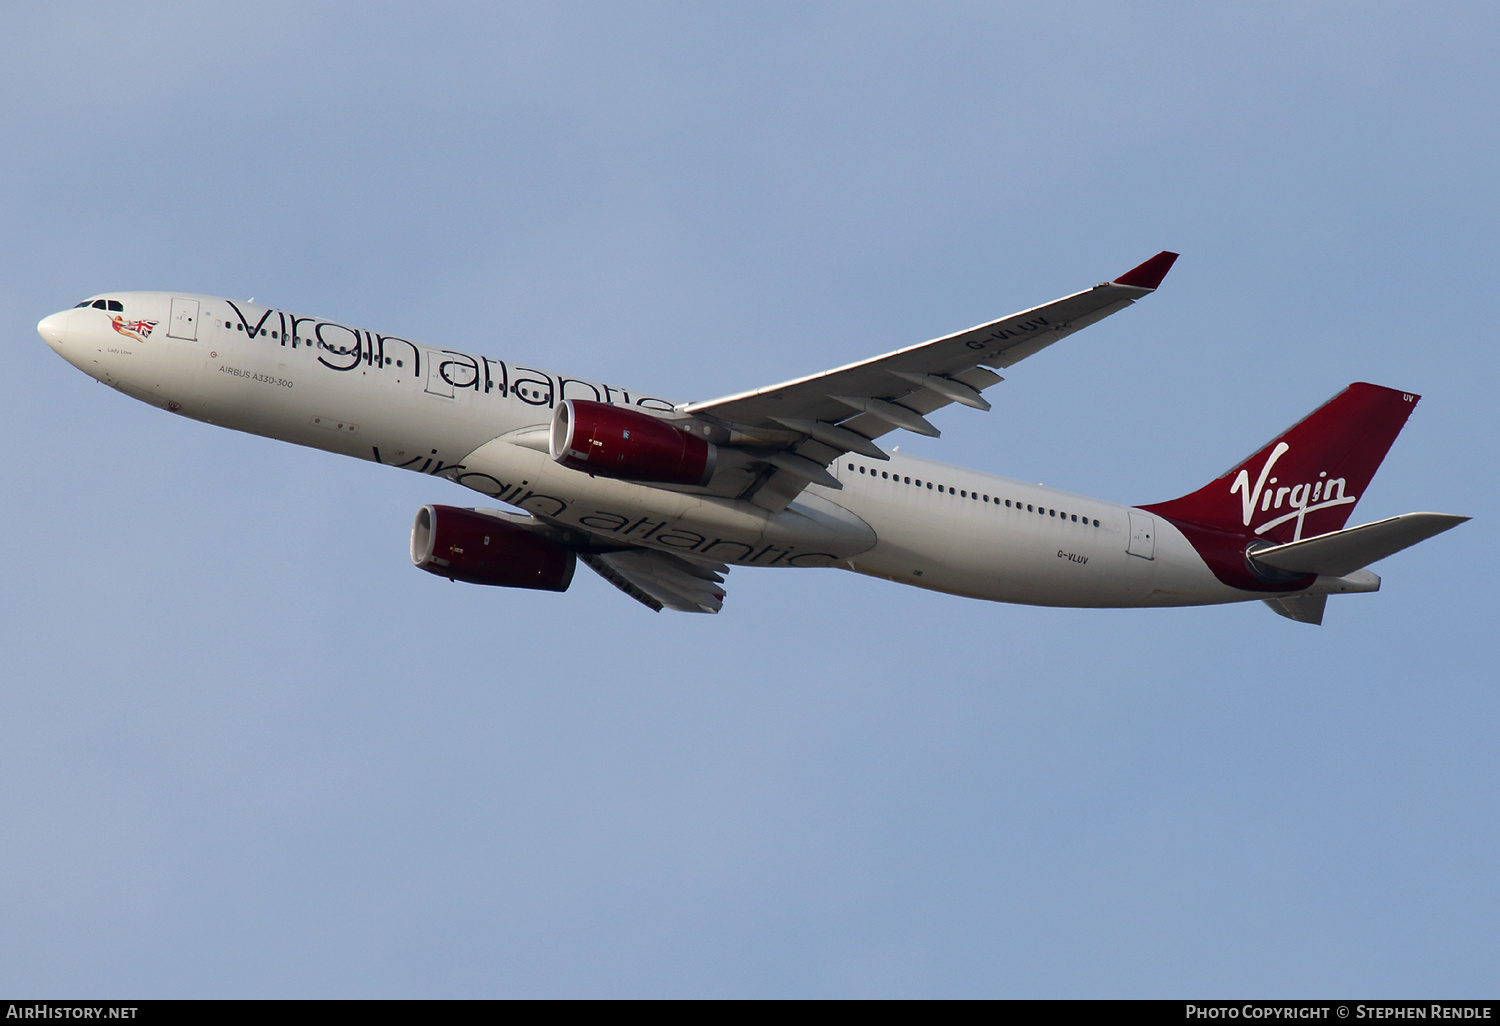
[1,2,1495,997]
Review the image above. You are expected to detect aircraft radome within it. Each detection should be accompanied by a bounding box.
[37,253,1467,623]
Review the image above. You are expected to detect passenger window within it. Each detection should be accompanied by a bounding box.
[882,471,889,479]
[848,464,855,471]
[904,477,910,484]
[1072,514,1078,522]
[859,466,866,474]
[1027,504,1033,512]
[1093,519,1100,527]
[926,482,932,489]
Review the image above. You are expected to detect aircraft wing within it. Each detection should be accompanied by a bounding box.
[683,252,1178,511]
[579,548,729,613]
[463,503,730,612]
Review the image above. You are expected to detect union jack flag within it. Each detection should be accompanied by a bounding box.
[111,316,158,342]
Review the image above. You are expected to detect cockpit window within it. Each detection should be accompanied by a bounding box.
[74,301,91,308]
[107,300,123,312]
[91,300,107,309]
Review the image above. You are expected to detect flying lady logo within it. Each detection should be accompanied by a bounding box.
[110,315,158,343]
[1230,441,1356,541]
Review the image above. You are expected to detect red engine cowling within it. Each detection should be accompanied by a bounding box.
[410,505,576,591]
[550,399,715,487]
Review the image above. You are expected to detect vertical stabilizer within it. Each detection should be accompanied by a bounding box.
[1144,383,1419,544]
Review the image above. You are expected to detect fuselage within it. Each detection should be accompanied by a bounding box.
[37,290,1303,610]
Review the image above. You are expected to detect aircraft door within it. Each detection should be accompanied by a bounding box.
[424,350,453,397]
[1127,511,1156,559]
[167,298,199,340]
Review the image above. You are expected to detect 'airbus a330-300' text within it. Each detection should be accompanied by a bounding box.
[38,253,1467,623]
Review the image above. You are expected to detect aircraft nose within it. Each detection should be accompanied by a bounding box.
[37,310,69,349]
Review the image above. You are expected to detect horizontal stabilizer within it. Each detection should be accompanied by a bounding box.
[1250,512,1469,578]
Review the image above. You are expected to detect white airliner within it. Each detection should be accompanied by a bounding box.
[37,253,1466,622]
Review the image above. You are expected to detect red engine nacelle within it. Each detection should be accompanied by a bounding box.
[410,505,576,591]
[550,399,715,487]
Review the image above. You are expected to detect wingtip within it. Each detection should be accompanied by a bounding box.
[1113,251,1179,290]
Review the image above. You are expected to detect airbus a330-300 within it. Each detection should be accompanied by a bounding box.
[37,253,1467,623]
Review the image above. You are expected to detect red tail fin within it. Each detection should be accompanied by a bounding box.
[1143,383,1419,545]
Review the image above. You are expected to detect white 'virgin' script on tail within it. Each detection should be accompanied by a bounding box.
[1230,442,1356,541]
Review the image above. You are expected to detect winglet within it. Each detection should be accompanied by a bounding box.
[1113,251,1179,290]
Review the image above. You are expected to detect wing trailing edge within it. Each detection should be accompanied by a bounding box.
[580,549,729,613]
